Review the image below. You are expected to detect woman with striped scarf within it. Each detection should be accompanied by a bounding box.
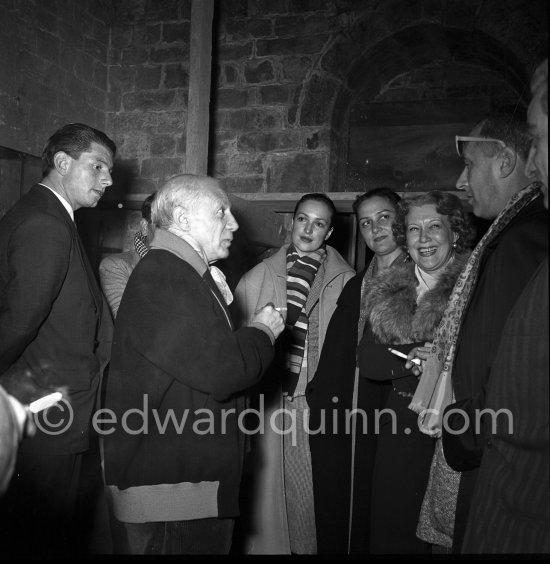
[234,193,354,554]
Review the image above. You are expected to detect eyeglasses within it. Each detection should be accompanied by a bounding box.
[455,136,506,157]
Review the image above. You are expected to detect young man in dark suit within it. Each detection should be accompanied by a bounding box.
[0,123,116,557]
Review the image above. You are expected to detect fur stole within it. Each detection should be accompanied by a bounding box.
[364,253,469,345]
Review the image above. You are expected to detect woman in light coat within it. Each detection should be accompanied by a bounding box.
[233,193,354,554]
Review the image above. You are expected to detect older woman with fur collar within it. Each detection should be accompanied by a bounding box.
[357,190,475,554]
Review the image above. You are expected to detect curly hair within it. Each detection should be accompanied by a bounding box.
[392,190,476,254]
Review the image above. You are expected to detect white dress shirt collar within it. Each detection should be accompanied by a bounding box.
[38,183,74,221]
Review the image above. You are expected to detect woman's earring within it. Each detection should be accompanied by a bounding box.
[452,242,457,249]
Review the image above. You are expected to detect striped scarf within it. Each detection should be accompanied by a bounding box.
[409,182,542,436]
[284,244,327,393]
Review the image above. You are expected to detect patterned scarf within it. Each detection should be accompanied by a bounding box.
[284,244,327,393]
[134,231,149,259]
[409,182,541,436]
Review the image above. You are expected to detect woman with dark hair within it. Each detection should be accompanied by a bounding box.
[307,187,409,554]
[234,193,354,554]
[356,190,475,554]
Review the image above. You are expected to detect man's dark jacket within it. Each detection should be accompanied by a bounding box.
[0,184,112,453]
[104,231,274,523]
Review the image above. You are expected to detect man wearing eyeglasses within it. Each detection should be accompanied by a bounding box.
[415,106,548,553]
[461,60,549,554]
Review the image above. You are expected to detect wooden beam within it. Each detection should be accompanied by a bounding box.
[185,0,214,175]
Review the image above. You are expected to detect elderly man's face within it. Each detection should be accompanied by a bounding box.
[455,126,510,219]
[187,184,238,263]
[525,89,548,208]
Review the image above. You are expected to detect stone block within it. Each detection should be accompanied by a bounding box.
[122,47,149,65]
[156,111,186,131]
[141,157,185,180]
[144,0,184,21]
[256,34,329,57]
[211,154,229,176]
[238,130,301,153]
[224,64,238,85]
[212,131,237,154]
[219,42,253,61]
[228,108,282,131]
[150,134,176,156]
[163,22,190,43]
[150,45,187,63]
[135,65,162,90]
[228,154,265,175]
[382,0,423,30]
[281,56,311,82]
[172,89,188,109]
[303,128,330,151]
[133,24,162,45]
[274,14,332,36]
[115,157,140,177]
[164,63,189,88]
[36,29,60,64]
[288,0,333,13]
[223,18,272,41]
[221,176,264,193]
[259,85,289,104]
[108,48,122,66]
[248,0,288,16]
[74,53,95,83]
[266,153,328,192]
[244,60,274,84]
[106,91,122,112]
[108,111,157,133]
[122,90,175,112]
[217,0,248,19]
[84,36,108,61]
[94,61,108,88]
[217,89,248,109]
[111,25,132,49]
[127,177,159,195]
[109,66,135,92]
[93,18,109,45]
[180,0,191,19]
[320,39,359,80]
[300,74,339,126]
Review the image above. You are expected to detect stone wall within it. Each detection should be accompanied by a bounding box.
[0,0,547,199]
[0,0,111,156]
[104,0,547,198]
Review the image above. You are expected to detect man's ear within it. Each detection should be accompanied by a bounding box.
[139,218,149,234]
[53,151,71,175]
[173,206,189,230]
[498,146,518,178]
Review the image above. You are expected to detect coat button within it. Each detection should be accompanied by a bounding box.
[486,439,492,449]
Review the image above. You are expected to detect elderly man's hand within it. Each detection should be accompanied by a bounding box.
[252,304,285,339]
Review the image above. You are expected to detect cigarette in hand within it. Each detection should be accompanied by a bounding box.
[29,392,63,414]
[387,347,421,366]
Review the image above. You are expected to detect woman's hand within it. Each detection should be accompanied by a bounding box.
[405,342,433,376]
